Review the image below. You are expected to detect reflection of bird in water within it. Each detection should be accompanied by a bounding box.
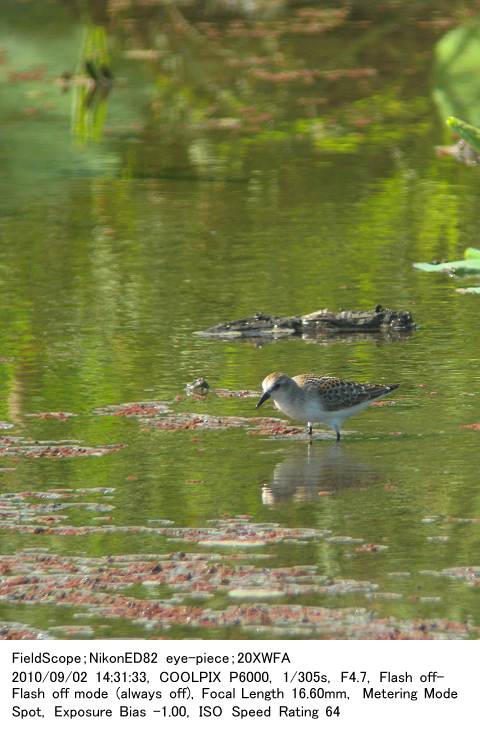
[261,445,380,505]
[256,372,399,441]
[57,60,114,106]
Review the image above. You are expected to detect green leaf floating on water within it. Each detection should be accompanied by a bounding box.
[465,247,480,259]
[447,117,480,152]
[414,246,480,274]
[414,259,480,274]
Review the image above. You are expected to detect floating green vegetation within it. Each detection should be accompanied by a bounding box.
[465,247,480,259]
[414,247,480,274]
[414,259,480,274]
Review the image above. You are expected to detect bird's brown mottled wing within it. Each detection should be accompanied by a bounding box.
[293,374,398,411]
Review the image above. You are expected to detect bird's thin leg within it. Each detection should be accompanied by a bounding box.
[335,427,341,443]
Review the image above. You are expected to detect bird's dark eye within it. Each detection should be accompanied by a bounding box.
[272,383,280,391]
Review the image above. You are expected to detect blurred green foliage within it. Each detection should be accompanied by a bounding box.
[447,115,480,150]
[434,20,480,125]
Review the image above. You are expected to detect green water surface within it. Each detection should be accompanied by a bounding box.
[0,0,479,639]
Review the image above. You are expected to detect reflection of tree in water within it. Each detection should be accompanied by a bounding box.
[72,27,114,143]
[262,444,380,505]
[62,0,109,25]
[4,0,470,178]
[56,0,450,157]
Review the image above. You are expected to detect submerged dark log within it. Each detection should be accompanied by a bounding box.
[196,313,301,339]
[301,305,415,332]
[196,306,416,339]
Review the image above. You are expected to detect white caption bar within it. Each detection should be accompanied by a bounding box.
[0,640,475,730]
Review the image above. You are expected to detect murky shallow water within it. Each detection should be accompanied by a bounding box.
[0,1,479,639]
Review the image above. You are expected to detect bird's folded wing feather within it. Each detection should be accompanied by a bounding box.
[293,374,391,411]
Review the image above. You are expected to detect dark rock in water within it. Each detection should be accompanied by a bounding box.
[185,378,210,395]
[196,312,301,339]
[196,306,416,339]
[301,305,415,332]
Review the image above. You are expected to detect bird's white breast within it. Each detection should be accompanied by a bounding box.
[273,392,372,426]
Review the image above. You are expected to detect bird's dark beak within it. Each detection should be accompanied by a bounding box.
[256,391,271,409]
